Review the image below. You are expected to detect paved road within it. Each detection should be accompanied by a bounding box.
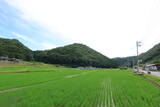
[150,72,160,77]
[139,69,160,77]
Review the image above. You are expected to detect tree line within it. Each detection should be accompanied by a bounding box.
[0,38,118,68]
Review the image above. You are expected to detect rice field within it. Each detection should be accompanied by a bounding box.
[0,62,160,107]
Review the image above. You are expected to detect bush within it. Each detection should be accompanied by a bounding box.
[119,66,128,70]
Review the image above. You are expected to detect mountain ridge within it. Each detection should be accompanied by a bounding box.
[34,43,118,68]
[0,37,117,68]
[113,43,160,66]
[0,37,33,61]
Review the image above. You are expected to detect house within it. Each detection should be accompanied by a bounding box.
[8,58,22,63]
[154,63,160,70]
[0,56,9,61]
[144,64,160,71]
[0,56,22,63]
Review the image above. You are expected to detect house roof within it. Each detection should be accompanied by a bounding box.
[146,63,160,67]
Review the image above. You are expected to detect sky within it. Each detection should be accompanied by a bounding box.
[0,0,160,58]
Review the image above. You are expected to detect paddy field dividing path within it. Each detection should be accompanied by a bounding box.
[0,67,160,107]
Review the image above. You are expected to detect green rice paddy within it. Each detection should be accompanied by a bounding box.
[0,62,160,107]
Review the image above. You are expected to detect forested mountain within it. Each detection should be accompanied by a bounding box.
[0,38,117,68]
[34,43,118,68]
[0,38,33,61]
[139,43,160,63]
[112,56,137,67]
[1,37,159,67]
[113,43,160,67]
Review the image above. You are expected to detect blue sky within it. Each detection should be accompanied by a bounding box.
[0,0,160,58]
[0,0,67,50]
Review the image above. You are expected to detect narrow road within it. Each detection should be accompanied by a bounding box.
[139,69,160,77]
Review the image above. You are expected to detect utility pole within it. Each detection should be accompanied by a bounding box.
[136,41,141,72]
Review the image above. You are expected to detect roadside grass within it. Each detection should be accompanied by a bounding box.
[143,73,160,86]
[0,63,160,106]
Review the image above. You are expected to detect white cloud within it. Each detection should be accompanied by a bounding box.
[0,35,6,38]
[7,0,160,57]
[12,32,57,50]
[12,32,37,44]
[41,42,57,50]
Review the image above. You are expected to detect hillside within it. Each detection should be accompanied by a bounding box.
[113,43,160,66]
[112,56,136,67]
[140,43,160,63]
[0,38,33,61]
[34,43,118,68]
[0,38,116,68]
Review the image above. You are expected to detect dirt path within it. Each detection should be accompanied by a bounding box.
[0,78,61,94]
[65,71,93,78]
[0,71,93,94]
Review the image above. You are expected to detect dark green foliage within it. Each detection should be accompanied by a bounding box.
[139,43,160,63]
[34,43,118,68]
[113,43,160,66]
[112,56,136,67]
[119,66,128,70]
[0,38,33,61]
[0,38,117,68]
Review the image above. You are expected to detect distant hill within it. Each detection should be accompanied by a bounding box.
[34,43,118,68]
[0,37,117,68]
[139,43,160,63]
[0,38,33,61]
[113,43,160,67]
[112,56,136,67]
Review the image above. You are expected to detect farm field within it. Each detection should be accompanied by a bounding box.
[0,62,160,107]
